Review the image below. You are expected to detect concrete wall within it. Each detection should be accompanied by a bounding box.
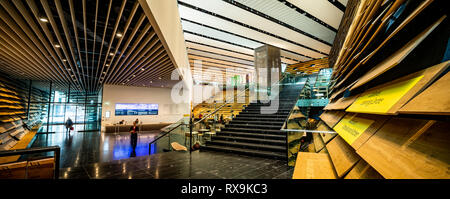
[101,84,190,126]
[139,0,193,96]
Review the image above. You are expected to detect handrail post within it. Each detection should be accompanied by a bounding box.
[54,147,60,179]
[189,116,193,153]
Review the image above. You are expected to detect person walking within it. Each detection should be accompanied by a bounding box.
[65,117,74,134]
[129,121,139,153]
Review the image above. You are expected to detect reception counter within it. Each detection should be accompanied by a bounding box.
[104,123,172,133]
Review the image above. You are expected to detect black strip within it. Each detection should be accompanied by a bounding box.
[278,0,339,32]
[186,30,311,61]
[191,62,252,71]
[186,40,254,57]
[184,30,254,50]
[327,0,346,12]
[224,0,334,45]
[178,2,324,58]
[191,65,251,73]
[189,53,253,67]
[188,48,254,63]
[188,58,253,70]
[280,56,300,63]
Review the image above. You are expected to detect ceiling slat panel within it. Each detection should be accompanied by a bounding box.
[233,0,336,44]
[186,42,253,61]
[11,0,72,85]
[178,0,330,57]
[179,5,314,60]
[181,20,263,48]
[286,0,344,29]
[187,49,254,66]
[185,33,255,55]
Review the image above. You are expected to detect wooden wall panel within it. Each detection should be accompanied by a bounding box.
[357,118,450,179]
[292,152,337,179]
[333,113,390,150]
[319,110,346,128]
[326,135,361,178]
[344,159,383,179]
[346,61,449,115]
[399,72,450,115]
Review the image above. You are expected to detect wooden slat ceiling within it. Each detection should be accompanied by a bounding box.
[178,0,346,84]
[0,0,180,93]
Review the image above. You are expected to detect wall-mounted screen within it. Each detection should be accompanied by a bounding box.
[115,103,158,116]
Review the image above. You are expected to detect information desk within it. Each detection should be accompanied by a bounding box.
[104,123,172,133]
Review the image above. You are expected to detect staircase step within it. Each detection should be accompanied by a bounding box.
[232,117,286,122]
[213,135,285,146]
[231,120,285,125]
[239,111,290,115]
[244,106,295,110]
[201,145,286,159]
[226,123,282,130]
[203,83,302,159]
[223,127,284,134]
[218,131,285,140]
[206,140,285,152]
[236,114,288,118]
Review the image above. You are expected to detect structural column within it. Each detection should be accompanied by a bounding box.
[254,44,281,101]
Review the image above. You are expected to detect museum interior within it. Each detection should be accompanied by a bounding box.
[0,0,449,179]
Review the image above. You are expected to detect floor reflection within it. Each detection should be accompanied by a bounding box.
[23,125,159,168]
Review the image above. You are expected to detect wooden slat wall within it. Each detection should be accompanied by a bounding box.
[0,73,46,151]
[285,57,329,75]
[311,0,450,179]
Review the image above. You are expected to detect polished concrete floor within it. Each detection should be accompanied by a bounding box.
[59,151,293,179]
[25,125,160,168]
[25,125,293,179]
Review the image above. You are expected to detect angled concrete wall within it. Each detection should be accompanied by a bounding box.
[139,0,193,103]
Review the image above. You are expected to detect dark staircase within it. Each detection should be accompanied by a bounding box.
[202,83,304,159]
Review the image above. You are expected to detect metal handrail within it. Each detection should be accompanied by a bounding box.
[280,129,336,134]
[281,77,310,130]
[193,86,250,125]
[148,123,185,146]
[194,74,289,125]
[280,77,311,165]
[0,146,60,179]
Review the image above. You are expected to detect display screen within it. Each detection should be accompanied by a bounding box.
[115,103,158,116]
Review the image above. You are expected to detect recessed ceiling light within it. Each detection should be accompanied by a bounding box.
[141,68,145,71]
[105,64,109,66]
[132,75,135,77]
[62,59,67,62]
[40,17,48,22]
[109,52,114,56]
[103,72,106,74]
[149,81,152,83]
[116,33,123,38]
[158,77,162,80]
[55,44,61,48]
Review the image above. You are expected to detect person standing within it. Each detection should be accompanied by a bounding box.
[129,121,139,152]
[65,117,74,134]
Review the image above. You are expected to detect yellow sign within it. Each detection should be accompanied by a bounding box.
[333,115,375,145]
[346,75,424,114]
